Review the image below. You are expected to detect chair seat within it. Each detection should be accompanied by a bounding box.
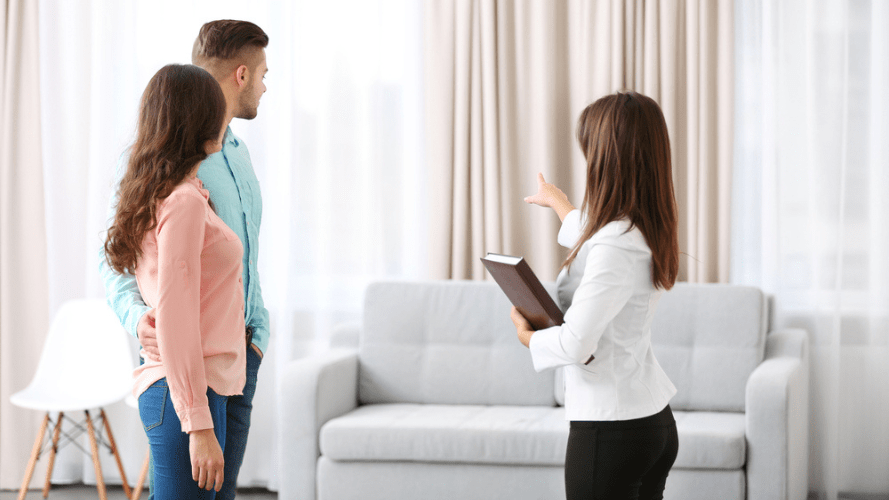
[320,404,747,470]
[10,383,130,412]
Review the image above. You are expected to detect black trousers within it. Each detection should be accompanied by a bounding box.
[565,405,679,500]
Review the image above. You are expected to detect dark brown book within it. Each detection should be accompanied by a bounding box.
[480,253,564,330]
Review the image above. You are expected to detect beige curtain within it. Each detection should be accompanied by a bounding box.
[0,0,50,490]
[425,0,733,283]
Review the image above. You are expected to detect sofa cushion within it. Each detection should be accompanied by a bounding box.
[317,457,567,500]
[359,281,556,406]
[650,283,768,412]
[320,404,569,466]
[673,411,747,469]
[321,405,747,471]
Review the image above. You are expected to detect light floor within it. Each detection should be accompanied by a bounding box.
[1,485,276,499]
[4,485,889,499]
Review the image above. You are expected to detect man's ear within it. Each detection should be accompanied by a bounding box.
[235,64,248,89]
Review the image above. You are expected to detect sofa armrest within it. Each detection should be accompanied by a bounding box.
[277,348,359,500]
[746,328,809,500]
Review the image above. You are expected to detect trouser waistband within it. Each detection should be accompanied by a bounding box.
[570,404,675,430]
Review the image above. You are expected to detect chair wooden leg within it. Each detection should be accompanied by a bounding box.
[84,410,107,500]
[100,409,132,499]
[18,413,50,500]
[132,449,150,500]
[41,412,64,498]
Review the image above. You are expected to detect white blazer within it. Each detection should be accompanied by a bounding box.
[529,210,677,421]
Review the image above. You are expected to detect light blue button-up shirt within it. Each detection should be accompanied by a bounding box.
[99,126,270,354]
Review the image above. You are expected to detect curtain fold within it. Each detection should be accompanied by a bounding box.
[426,0,733,283]
[0,0,51,490]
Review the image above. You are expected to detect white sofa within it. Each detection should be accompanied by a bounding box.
[278,280,808,500]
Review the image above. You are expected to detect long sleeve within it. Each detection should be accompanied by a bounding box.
[247,276,270,354]
[99,253,151,338]
[98,156,150,338]
[529,241,635,371]
[155,192,212,433]
[558,209,583,248]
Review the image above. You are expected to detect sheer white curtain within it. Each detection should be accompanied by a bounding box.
[36,0,424,490]
[733,0,889,498]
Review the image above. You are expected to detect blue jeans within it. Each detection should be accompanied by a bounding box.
[217,346,262,500]
[138,379,228,500]
[145,347,262,500]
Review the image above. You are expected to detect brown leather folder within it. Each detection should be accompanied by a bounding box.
[480,253,564,330]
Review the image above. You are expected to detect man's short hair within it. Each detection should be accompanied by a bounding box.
[192,20,269,66]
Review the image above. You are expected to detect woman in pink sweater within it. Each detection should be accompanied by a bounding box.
[104,64,246,498]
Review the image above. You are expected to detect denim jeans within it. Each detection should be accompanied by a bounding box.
[217,346,263,500]
[144,347,262,500]
[139,379,228,500]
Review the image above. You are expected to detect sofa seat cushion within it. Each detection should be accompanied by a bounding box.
[321,405,747,470]
[673,411,746,469]
[320,404,569,466]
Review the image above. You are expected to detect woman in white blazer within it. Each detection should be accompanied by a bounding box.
[511,91,680,500]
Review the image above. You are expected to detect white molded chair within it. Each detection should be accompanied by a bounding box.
[11,299,135,500]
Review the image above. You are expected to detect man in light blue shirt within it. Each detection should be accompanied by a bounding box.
[100,20,270,500]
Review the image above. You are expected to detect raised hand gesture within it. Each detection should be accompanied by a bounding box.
[523,173,575,221]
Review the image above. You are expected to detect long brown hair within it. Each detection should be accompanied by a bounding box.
[564,91,679,290]
[104,64,226,274]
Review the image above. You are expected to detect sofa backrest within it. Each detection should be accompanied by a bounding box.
[650,283,768,412]
[358,280,557,406]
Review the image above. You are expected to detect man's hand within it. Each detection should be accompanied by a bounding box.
[250,343,263,358]
[189,428,224,491]
[137,309,159,361]
[524,173,576,222]
[510,306,535,348]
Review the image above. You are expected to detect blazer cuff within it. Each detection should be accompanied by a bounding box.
[529,326,562,372]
